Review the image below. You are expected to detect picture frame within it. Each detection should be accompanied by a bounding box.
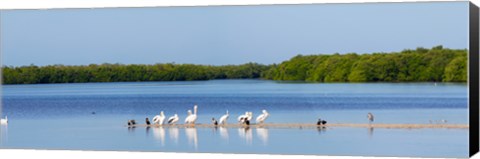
[1,0,479,158]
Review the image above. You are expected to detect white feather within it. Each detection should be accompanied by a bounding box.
[246,112,253,121]
[219,110,229,124]
[256,110,269,123]
[237,112,248,122]
[185,105,198,124]
[153,111,165,125]
[168,114,179,124]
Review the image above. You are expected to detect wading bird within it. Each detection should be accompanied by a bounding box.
[145,118,151,125]
[317,118,327,125]
[255,110,269,124]
[238,112,253,125]
[153,111,166,125]
[246,112,253,122]
[168,114,179,125]
[219,110,229,125]
[367,112,374,124]
[212,118,218,126]
[127,119,136,126]
[238,112,249,123]
[185,105,198,124]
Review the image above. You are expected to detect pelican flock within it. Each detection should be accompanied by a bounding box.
[127,106,278,127]
[123,106,349,131]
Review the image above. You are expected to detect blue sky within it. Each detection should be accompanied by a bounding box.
[0,2,469,66]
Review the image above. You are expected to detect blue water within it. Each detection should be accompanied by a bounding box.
[0,80,469,158]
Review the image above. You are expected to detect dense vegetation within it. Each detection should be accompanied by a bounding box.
[262,46,467,82]
[1,46,468,84]
[2,63,270,84]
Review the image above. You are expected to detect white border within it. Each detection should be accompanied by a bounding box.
[0,0,468,10]
[0,149,452,159]
[0,0,478,159]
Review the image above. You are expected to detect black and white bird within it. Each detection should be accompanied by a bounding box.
[127,119,136,126]
[238,112,249,123]
[244,119,250,125]
[152,111,166,125]
[317,118,327,125]
[212,118,218,126]
[167,114,179,125]
[367,112,374,124]
[238,112,253,124]
[145,118,151,125]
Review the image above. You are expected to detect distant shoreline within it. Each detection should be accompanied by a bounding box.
[2,46,467,84]
[0,79,468,86]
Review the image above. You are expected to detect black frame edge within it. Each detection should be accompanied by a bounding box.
[470,1,480,157]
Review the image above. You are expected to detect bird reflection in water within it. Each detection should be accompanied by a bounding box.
[0,125,7,144]
[238,126,252,145]
[317,126,327,134]
[152,127,166,146]
[212,125,218,135]
[256,127,268,145]
[219,127,229,141]
[185,127,198,149]
[128,126,136,133]
[146,126,151,136]
[169,127,179,144]
[368,127,374,138]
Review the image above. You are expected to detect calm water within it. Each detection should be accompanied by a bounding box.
[0,80,469,158]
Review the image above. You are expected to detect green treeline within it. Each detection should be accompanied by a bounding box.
[2,63,270,84]
[262,46,467,82]
[1,46,468,84]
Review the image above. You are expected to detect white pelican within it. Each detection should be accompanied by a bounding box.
[185,105,198,124]
[185,110,192,124]
[246,112,253,121]
[0,116,7,125]
[367,112,374,124]
[167,114,179,125]
[153,111,166,125]
[219,110,229,125]
[255,110,269,124]
[238,112,249,123]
